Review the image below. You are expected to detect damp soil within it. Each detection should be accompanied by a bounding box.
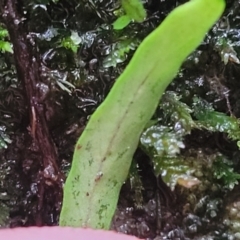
[1,0,240,239]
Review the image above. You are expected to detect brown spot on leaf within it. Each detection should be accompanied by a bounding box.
[76,144,82,150]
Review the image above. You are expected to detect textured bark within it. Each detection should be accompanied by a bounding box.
[0,0,63,225]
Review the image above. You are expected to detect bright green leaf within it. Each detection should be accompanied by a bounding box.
[60,0,225,229]
[121,0,146,22]
[113,15,132,30]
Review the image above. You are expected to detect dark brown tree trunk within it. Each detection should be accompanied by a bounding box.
[0,0,63,225]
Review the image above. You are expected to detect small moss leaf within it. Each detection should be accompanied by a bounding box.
[121,0,146,23]
[113,15,132,30]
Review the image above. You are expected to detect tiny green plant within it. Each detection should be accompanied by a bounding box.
[113,0,146,30]
[0,26,12,53]
[60,0,225,229]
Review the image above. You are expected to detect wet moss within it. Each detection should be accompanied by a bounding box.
[1,0,240,238]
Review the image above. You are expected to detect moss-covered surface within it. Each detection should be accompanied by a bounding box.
[0,0,240,239]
